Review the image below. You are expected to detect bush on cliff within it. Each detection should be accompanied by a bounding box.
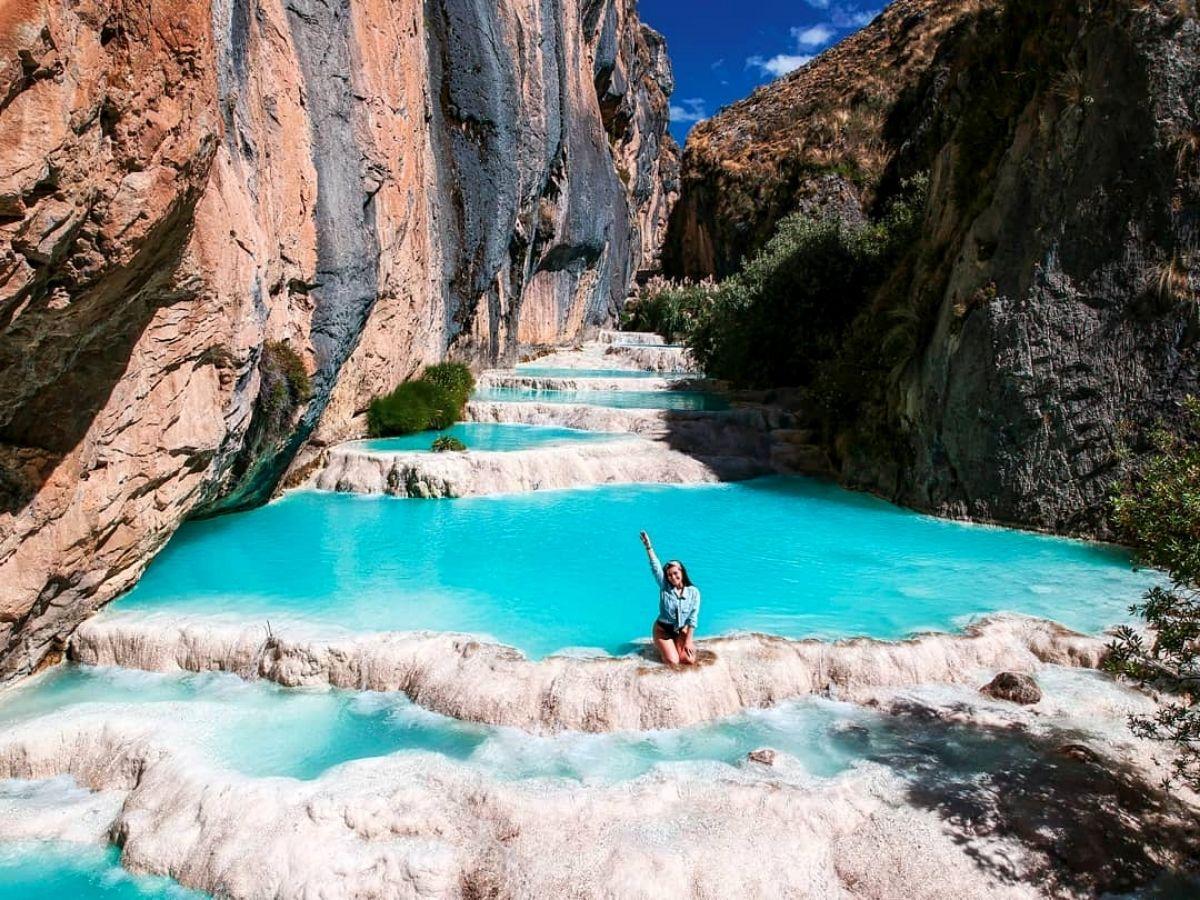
[1106,398,1200,790]
[423,362,475,408]
[251,341,313,453]
[367,363,475,437]
[621,277,716,344]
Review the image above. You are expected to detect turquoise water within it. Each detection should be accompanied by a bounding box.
[473,386,729,411]
[0,842,202,899]
[350,423,625,454]
[114,477,1154,656]
[513,367,684,379]
[0,665,873,783]
[0,666,483,781]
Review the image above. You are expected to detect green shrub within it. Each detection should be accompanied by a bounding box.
[1105,398,1200,790]
[248,341,313,454]
[431,436,468,452]
[423,362,474,406]
[621,277,716,344]
[367,362,475,437]
[686,175,926,388]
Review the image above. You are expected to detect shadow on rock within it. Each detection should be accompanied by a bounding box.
[837,702,1200,896]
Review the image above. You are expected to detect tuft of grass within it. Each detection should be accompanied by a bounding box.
[431,435,467,452]
[1150,253,1193,306]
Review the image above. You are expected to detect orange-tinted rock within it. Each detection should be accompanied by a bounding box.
[0,0,675,680]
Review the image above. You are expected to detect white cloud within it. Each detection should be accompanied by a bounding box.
[746,53,814,79]
[746,3,882,81]
[669,98,708,124]
[831,5,881,28]
[793,24,836,47]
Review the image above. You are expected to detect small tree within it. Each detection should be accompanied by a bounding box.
[1106,398,1200,789]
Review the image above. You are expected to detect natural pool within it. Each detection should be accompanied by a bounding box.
[472,386,730,411]
[350,423,627,454]
[512,366,681,379]
[112,477,1155,657]
[0,663,1168,900]
[0,665,876,784]
[0,841,202,899]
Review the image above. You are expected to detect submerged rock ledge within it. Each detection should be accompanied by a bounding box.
[69,614,1104,732]
[309,440,767,498]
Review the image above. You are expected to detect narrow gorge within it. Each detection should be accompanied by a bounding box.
[1,0,1198,896]
[0,0,677,679]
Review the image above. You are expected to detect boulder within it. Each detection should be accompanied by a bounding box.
[981,672,1042,705]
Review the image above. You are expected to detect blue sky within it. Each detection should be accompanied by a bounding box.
[639,0,885,143]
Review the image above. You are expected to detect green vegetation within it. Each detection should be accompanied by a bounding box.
[423,362,475,407]
[367,362,475,438]
[621,277,716,344]
[634,175,926,391]
[1105,399,1200,790]
[253,341,313,451]
[431,436,468,453]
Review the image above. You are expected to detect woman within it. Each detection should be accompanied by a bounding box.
[640,530,700,666]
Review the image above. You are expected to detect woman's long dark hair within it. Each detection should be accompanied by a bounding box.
[664,560,694,589]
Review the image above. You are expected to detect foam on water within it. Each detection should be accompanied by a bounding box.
[348,422,627,454]
[472,386,730,410]
[113,477,1157,658]
[0,665,865,783]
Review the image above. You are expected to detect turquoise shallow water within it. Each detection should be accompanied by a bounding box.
[0,842,202,899]
[513,367,680,379]
[351,423,626,453]
[115,477,1154,656]
[473,386,730,411]
[0,665,872,783]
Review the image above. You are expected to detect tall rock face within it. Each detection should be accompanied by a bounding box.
[0,0,674,680]
[664,0,977,280]
[666,0,1198,536]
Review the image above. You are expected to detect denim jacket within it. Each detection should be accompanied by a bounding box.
[648,549,700,630]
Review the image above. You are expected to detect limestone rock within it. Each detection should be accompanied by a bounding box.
[68,613,1104,732]
[748,748,777,766]
[982,672,1043,705]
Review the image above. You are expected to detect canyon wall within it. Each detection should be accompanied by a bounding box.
[0,0,675,680]
[665,0,1199,536]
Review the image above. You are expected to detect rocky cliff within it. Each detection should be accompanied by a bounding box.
[0,0,675,680]
[665,0,1199,536]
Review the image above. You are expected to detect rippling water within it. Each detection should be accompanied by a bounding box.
[0,841,203,899]
[472,386,730,410]
[0,665,869,783]
[512,367,680,379]
[349,422,628,453]
[114,477,1156,657]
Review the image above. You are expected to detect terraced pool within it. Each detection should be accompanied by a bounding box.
[512,367,680,379]
[472,386,730,411]
[350,423,627,453]
[0,840,202,899]
[111,477,1154,657]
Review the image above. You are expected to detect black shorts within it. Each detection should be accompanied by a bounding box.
[655,621,682,639]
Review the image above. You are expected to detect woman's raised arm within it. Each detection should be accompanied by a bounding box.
[640,531,665,588]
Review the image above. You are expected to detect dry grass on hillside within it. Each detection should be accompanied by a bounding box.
[684,0,996,190]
